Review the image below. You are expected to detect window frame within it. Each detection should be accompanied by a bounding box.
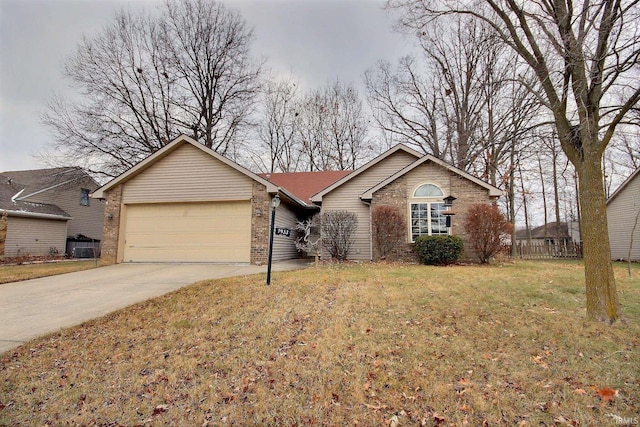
[80,188,90,206]
[408,183,449,242]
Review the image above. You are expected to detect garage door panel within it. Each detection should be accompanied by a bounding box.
[123,202,251,263]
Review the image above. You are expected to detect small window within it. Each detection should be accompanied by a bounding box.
[80,188,90,206]
[414,184,443,197]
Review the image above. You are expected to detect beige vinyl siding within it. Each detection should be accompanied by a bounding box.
[271,203,300,261]
[607,174,640,261]
[122,201,251,263]
[22,176,104,240]
[405,163,452,199]
[4,216,67,257]
[321,151,417,260]
[122,144,253,204]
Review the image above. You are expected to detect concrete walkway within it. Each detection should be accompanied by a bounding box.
[0,260,309,353]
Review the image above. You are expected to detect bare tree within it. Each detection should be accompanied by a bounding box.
[41,11,177,177]
[365,57,443,156]
[257,77,300,173]
[390,0,640,322]
[366,14,541,179]
[296,80,371,171]
[161,0,261,155]
[42,0,261,178]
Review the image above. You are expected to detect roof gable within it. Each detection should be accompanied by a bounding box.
[607,167,640,205]
[360,154,503,200]
[92,135,278,199]
[310,144,422,202]
[0,167,98,201]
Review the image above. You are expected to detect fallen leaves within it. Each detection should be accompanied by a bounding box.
[152,404,168,415]
[1,263,638,426]
[596,386,618,404]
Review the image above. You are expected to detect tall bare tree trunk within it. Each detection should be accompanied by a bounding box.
[538,155,548,240]
[577,156,619,322]
[509,145,517,257]
[518,163,531,243]
[552,144,562,242]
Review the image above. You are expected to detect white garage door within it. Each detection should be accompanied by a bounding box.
[123,201,251,263]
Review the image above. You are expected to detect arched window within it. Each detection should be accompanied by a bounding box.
[410,183,449,241]
[413,184,444,198]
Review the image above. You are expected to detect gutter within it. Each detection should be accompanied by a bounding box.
[0,208,72,221]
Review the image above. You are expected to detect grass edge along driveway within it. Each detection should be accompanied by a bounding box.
[0,259,98,285]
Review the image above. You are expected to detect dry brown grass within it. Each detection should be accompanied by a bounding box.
[1,261,638,426]
[0,260,98,285]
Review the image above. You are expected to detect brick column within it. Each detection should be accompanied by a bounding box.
[100,185,123,265]
[251,182,270,265]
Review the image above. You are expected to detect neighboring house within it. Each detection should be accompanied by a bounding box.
[0,167,104,258]
[515,221,580,246]
[607,168,640,261]
[93,135,503,265]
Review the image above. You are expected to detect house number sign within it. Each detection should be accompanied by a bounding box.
[275,227,291,237]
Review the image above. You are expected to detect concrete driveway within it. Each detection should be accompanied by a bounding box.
[0,261,308,354]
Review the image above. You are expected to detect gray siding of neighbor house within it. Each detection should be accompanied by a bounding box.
[122,143,254,204]
[22,176,104,241]
[271,202,300,261]
[5,216,67,257]
[607,174,640,261]
[321,150,418,260]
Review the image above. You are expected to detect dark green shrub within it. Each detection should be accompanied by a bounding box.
[414,235,464,265]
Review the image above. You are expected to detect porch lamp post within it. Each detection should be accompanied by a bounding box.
[266,194,280,286]
[442,195,457,229]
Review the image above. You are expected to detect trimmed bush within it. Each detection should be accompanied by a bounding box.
[414,235,464,265]
[372,205,406,260]
[463,203,512,263]
[321,210,358,260]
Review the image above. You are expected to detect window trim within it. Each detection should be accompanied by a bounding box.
[80,188,90,206]
[408,183,449,242]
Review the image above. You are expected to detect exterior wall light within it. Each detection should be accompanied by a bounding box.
[442,195,457,228]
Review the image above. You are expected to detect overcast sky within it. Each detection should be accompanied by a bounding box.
[0,0,412,172]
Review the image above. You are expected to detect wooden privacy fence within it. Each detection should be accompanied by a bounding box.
[503,242,583,260]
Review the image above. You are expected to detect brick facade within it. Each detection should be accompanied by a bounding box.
[371,176,418,262]
[371,163,495,263]
[100,184,123,266]
[250,182,270,265]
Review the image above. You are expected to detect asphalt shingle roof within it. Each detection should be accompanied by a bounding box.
[259,170,352,204]
[0,171,73,219]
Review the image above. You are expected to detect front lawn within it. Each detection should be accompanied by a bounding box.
[1,261,638,426]
[0,260,98,285]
